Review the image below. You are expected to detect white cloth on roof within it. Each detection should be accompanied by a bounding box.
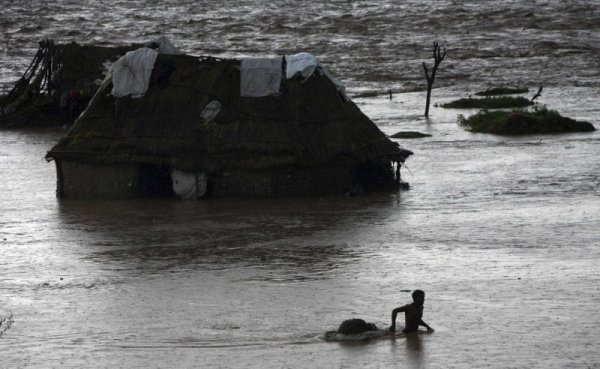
[240,57,283,97]
[285,52,319,80]
[286,52,349,101]
[152,36,184,55]
[171,169,208,200]
[111,47,158,98]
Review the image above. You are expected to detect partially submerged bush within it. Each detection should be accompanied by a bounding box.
[390,131,432,139]
[475,87,529,96]
[458,107,596,135]
[442,96,533,109]
[0,313,14,338]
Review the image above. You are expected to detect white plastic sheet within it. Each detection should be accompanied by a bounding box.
[240,57,283,97]
[286,52,349,101]
[152,36,184,55]
[111,47,158,98]
[171,169,208,200]
[285,52,319,80]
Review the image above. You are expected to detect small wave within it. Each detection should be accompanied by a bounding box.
[33,278,123,291]
[35,281,98,290]
[321,329,394,342]
[118,342,265,349]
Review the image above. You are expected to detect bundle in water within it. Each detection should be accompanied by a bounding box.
[45,49,412,199]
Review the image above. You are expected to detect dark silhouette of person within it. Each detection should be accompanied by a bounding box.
[389,289,434,334]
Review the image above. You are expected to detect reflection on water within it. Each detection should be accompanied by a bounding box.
[55,195,402,280]
[405,334,424,368]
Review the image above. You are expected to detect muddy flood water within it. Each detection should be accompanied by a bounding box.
[1,1,600,368]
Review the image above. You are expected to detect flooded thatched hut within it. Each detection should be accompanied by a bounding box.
[0,39,138,128]
[45,48,412,199]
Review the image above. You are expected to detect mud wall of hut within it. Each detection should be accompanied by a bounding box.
[56,161,139,199]
[211,165,356,197]
[54,160,386,199]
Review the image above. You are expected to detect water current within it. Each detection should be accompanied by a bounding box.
[1,1,599,368]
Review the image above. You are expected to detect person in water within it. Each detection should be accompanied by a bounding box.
[389,289,434,334]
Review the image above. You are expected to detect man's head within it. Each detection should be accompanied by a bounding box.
[412,289,425,305]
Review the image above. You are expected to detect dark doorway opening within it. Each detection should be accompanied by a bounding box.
[136,164,175,198]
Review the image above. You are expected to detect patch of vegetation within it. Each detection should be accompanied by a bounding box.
[458,107,596,135]
[475,87,529,96]
[390,131,432,139]
[442,96,534,109]
[354,90,383,98]
[0,313,14,338]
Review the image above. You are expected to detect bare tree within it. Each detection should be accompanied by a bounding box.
[423,41,447,118]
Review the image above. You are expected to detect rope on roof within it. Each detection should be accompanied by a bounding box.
[1,39,61,108]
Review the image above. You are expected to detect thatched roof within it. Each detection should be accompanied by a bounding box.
[46,54,411,172]
[1,40,138,128]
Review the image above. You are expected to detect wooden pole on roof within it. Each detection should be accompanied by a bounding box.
[422,41,446,118]
[531,86,543,101]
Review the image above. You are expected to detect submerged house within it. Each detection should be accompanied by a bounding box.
[0,39,141,128]
[45,46,412,199]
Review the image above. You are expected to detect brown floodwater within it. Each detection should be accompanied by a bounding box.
[1,1,600,368]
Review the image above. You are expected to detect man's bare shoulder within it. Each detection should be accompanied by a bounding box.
[393,304,412,311]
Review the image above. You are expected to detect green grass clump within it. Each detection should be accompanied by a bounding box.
[458,107,596,135]
[475,87,529,96]
[390,131,432,139]
[442,96,534,109]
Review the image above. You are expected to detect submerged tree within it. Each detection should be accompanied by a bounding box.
[422,41,447,118]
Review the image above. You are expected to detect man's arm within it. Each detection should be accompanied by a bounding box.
[389,306,407,332]
[419,319,434,332]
